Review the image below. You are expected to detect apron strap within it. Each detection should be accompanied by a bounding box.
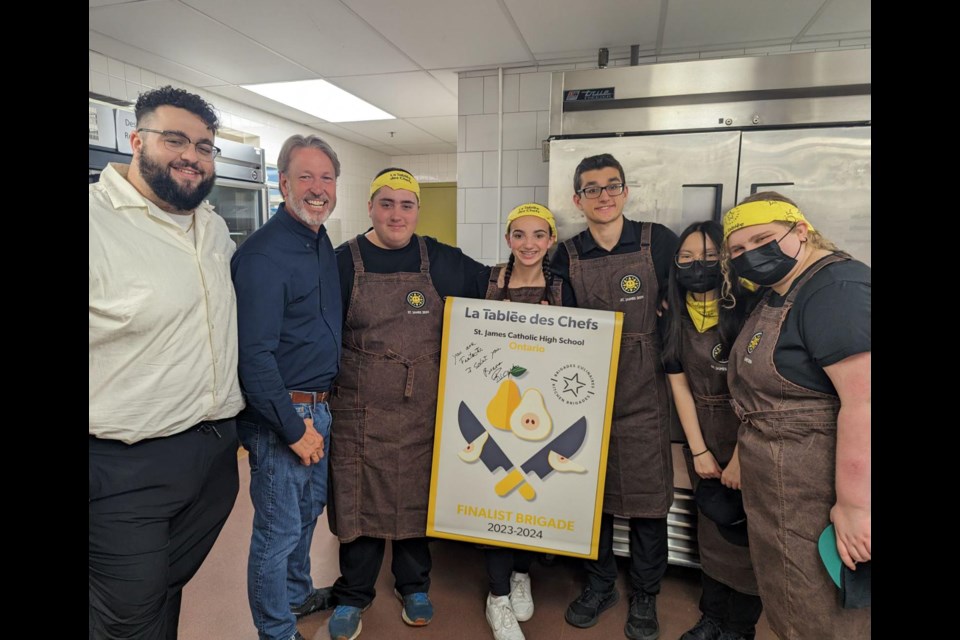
[348,238,365,273]
[417,235,431,274]
[640,221,652,247]
[385,349,438,398]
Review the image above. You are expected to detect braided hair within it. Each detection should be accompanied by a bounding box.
[500,252,555,304]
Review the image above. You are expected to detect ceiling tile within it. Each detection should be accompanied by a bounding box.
[663,0,825,51]
[182,0,420,76]
[336,119,444,145]
[342,0,533,68]
[405,116,459,143]
[803,0,871,38]
[329,72,456,118]
[504,0,660,59]
[88,31,226,89]
[89,2,310,84]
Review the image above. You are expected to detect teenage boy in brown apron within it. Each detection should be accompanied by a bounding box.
[722,193,870,639]
[552,154,679,640]
[326,168,488,640]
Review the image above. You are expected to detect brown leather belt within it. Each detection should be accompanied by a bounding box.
[289,390,330,404]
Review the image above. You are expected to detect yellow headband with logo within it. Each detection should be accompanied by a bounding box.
[505,203,557,238]
[722,200,815,241]
[369,170,420,200]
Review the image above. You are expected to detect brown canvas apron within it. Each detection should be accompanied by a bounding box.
[679,319,758,595]
[564,222,673,517]
[328,236,443,543]
[728,252,870,639]
[485,264,562,305]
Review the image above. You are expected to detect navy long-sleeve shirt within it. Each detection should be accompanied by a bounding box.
[231,204,343,444]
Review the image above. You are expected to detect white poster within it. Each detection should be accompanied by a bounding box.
[427,297,622,558]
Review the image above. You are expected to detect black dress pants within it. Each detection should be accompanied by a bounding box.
[89,419,239,640]
[700,571,763,639]
[332,536,431,608]
[584,512,668,594]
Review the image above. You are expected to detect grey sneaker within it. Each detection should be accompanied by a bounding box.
[624,591,659,640]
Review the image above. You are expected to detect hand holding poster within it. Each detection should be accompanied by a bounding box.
[427,297,622,558]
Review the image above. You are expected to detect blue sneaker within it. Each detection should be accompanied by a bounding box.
[328,605,363,640]
[394,589,434,626]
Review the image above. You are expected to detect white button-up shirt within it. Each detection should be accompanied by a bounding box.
[89,163,244,443]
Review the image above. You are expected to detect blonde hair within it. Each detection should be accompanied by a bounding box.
[720,192,840,307]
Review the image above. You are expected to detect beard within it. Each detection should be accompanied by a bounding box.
[137,147,215,211]
[286,191,335,229]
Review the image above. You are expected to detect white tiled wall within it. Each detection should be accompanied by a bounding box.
[89,49,390,248]
[389,154,457,183]
[455,41,870,265]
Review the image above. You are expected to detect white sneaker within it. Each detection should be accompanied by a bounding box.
[486,593,525,640]
[509,571,534,622]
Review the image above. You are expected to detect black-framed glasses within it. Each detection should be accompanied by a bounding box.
[576,183,625,199]
[674,254,720,269]
[137,128,221,160]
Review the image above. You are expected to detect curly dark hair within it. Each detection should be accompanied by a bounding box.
[134,85,220,131]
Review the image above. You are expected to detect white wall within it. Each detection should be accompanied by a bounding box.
[455,42,870,266]
[89,49,390,247]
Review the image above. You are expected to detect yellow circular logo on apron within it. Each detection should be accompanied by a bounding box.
[746,331,763,354]
[620,274,641,294]
[711,343,729,364]
[406,291,426,308]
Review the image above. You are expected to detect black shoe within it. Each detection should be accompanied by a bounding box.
[717,632,748,640]
[292,633,305,640]
[624,591,659,640]
[291,586,336,619]
[564,586,620,628]
[680,615,723,640]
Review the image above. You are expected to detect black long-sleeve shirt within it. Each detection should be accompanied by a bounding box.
[551,217,680,305]
[336,232,488,317]
[231,205,343,444]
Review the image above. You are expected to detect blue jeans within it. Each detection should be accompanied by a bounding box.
[238,402,331,640]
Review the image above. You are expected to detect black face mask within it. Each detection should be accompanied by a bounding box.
[675,261,720,293]
[731,226,801,286]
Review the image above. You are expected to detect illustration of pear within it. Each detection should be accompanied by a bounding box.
[509,388,552,441]
[458,431,489,462]
[486,366,525,430]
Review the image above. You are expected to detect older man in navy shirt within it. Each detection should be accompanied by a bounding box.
[231,134,343,640]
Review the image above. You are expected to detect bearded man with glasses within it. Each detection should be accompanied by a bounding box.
[89,85,244,639]
[552,153,680,640]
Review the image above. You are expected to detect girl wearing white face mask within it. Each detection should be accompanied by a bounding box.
[720,192,871,639]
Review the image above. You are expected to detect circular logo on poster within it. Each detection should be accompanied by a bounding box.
[746,331,763,354]
[711,343,729,364]
[550,363,596,406]
[620,274,641,294]
[406,291,426,308]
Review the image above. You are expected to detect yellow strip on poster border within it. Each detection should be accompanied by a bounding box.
[427,297,622,559]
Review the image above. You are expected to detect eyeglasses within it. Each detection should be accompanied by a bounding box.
[674,253,720,269]
[576,183,625,199]
[136,128,221,160]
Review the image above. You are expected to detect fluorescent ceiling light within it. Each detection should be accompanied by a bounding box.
[242,79,395,123]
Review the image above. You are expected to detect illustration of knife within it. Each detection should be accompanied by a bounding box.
[494,417,587,499]
[458,401,536,500]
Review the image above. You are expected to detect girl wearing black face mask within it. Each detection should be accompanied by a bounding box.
[719,193,871,639]
[662,220,763,640]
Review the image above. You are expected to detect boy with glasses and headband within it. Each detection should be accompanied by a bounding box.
[89,85,244,639]
[552,153,679,640]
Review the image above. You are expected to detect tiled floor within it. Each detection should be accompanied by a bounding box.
[180,457,775,639]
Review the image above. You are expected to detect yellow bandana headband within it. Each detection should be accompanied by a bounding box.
[369,170,420,200]
[505,203,557,238]
[722,200,815,241]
